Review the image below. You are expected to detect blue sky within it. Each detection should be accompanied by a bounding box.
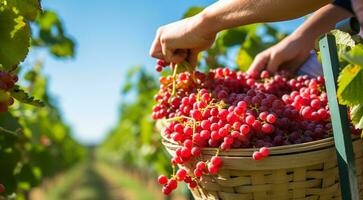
[27,0,304,144]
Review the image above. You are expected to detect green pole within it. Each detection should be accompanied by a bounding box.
[319,34,359,200]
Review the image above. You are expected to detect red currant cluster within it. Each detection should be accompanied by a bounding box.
[158,168,197,195]
[155,59,170,72]
[0,71,17,112]
[152,63,358,195]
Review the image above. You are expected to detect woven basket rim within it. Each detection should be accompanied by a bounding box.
[162,136,335,156]
[157,120,360,156]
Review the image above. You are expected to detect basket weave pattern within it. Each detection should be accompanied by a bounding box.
[162,137,363,200]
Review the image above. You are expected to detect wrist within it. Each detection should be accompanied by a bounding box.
[196,7,224,35]
[289,30,316,50]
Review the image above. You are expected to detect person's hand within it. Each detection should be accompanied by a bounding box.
[247,34,313,76]
[149,14,216,67]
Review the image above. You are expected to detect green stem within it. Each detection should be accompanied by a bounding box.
[0,126,21,137]
[171,64,179,97]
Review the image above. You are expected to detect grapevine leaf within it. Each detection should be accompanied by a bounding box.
[4,0,41,21]
[33,10,76,58]
[337,64,363,106]
[331,30,356,47]
[329,30,356,62]
[36,10,59,30]
[10,85,45,107]
[237,49,253,72]
[236,35,274,72]
[50,37,75,58]
[341,44,363,66]
[182,6,204,18]
[218,25,259,47]
[351,105,363,129]
[0,112,22,136]
[0,9,30,70]
[218,28,248,47]
[265,24,287,41]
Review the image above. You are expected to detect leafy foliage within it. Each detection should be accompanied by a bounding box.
[337,64,363,106]
[0,1,83,199]
[351,105,363,130]
[182,6,203,18]
[32,10,76,58]
[336,43,363,134]
[99,67,171,176]
[10,85,44,107]
[0,8,31,70]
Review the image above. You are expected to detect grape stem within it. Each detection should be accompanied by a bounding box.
[0,126,21,136]
[170,63,179,98]
[165,116,196,140]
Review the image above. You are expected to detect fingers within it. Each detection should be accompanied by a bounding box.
[266,52,284,74]
[172,49,188,64]
[247,52,269,76]
[161,41,174,62]
[282,55,310,73]
[150,28,187,63]
[161,41,187,64]
[187,50,199,67]
[149,29,163,59]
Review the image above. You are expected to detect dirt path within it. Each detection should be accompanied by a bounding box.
[30,151,167,200]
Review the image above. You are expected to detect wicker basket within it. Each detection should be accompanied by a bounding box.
[162,135,363,200]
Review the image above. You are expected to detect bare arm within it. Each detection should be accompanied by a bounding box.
[201,0,333,34]
[150,0,333,66]
[248,4,353,75]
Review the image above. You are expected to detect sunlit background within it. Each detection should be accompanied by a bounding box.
[3,0,354,200]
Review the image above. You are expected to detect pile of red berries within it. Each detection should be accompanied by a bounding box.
[152,61,359,195]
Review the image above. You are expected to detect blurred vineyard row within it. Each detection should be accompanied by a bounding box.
[0,1,85,199]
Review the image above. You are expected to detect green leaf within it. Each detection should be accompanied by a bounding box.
[182,6,204,18]
[219,28,248,47]
[236,48,253,72]
[0,9,30,70]
[36,10,59,30]
[10,85,45,107]
[218,25,258,47]
[337,64,363,106]
[351,105,363,129]
[342,44,363,66]
[33,10,76,58]
[331,30,356,48]
[236,35,274,72]
[50,38,75,58]
[4,0,41,21]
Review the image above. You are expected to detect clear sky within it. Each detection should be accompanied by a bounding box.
[28,0,304,144]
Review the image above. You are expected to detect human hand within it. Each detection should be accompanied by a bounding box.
[149,14,216,67]
[247,34,313,76]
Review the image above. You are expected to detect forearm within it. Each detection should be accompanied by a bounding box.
[198,0,332,34]
[292,4,353,48]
